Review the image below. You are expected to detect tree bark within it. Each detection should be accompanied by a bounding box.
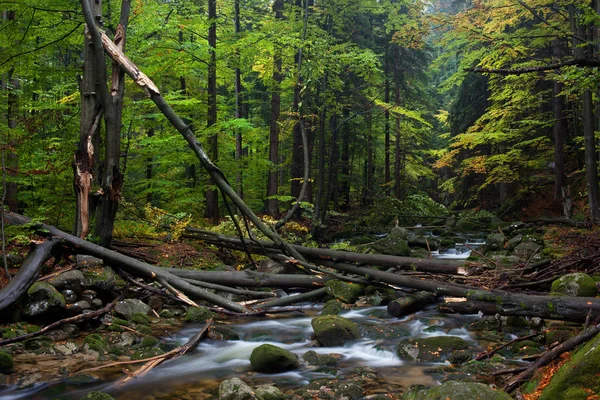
[205,0,219,224]
[0,238,60,313]
[387,291,437,318]
[582,89,600,223]
[166,268,330,288]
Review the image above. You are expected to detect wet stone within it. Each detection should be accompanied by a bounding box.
[62,289,78,304]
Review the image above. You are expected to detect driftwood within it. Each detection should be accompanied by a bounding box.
[387,291,437,318]
[3,212,248,313]
[0,238,61,313]
[186,229,469,275]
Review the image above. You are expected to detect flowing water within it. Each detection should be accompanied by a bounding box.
[1,305,485,400]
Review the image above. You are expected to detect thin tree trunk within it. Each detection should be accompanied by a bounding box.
[582,89,600,222]
[266,0,284,216]
[205,0,219,224]
[315,76,328,220]
[234,0,244,198]
[339,125,350,211]
[145,128,154,205]
[385,58,391,195]
[394,46,402,199]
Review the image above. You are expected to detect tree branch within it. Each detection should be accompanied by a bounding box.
[466,58,600,75]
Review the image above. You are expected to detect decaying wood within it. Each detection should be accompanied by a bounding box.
[119,319,212,384]
[476,332,543,361]
[387,291,437,318]
[253,287,328,309]
[182,277,277,299]
[504,321,600,392]
[0,238,60,313]
[3,212,248,313]
[0,293,123,347]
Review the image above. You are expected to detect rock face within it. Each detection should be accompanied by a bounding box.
[219,377,257,400]
[23,282,66,317]
[551,273,598,297]
[396,336,470,362]
[406,381,512,400]
[536,332,600,399]
[325,280,364,304]
[311,315,360,346]
[114,299,151,321]
[249,344,299,373]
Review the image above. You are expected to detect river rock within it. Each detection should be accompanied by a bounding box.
[184,306,215,323]
[48,270,85,293]
[255,384,284,400]
[369,227,411,256]
[407,381,512,400]
[219,377,257,400]
[250,344,299,373]
[513,239,542,260]
[62,289,77,304]
[396,336,470,362]
[81,265,117,292]
[325,280,364,304]
[0,352,14,374]
[407,234,441,250]
[536,332,600,399]
[79,392,116,400]
[334,382,363,400]
[551,273,598,297]
[485,233,505,252]
[114,299,151,320]
[55,342,79,356]
[23,282,66,317]
[311,315,360,346]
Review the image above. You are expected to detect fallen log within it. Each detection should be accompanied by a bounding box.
[3,212,248,313]
[319,261,600,323]
[387,291,437,318]
[164,268,330,288]
[0,238,60,313]
[186,229,470,275]
[254,287,328,309]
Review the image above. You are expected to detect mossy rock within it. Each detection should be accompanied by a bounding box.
[537,332,600,399]
[114,299,151,321]
[321,299,343,315]
[135,325,153,335]
[404,381,512,400]
[255,384,284,400]
[368,234,411,257]
[311,315,360,346]
[139,336,159,348]
[249,344,299,373]
[131,347,164,360]
[84,333,109,354]
[325,280,364,304]
[550,273,598,297]
[184,306,215,323]
[24,282,66,317]
[79,391,115,400]
[0,352,14,374]
[81,266,117,291]
[396,336,470,362]
[130,313,152,326]
[208,326,240,341]
[218,377,257,400]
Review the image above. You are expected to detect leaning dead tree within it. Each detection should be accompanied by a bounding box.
[79,0,304,264]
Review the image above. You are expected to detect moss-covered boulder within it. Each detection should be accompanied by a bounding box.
[81,265,117,292]
[184,306,215,323]
[535,332,600,399]
[79,392,116,400]
[24,282,66,317]
[550,273,598,297]
[404,381,512,400]
[255,384,284,400]
[208,326,241,341]
[325,280,364,304]
[311,315,360,346]
[114,299,151,320]
[396,336,470,362]
[0,351,14,374]
[49,270,85,293]
[249,344,299,373]
[83,333,109,354]
[513,240,543,260]
[321,299,343,315]
[219,377,257,400]
[368,230,411,257]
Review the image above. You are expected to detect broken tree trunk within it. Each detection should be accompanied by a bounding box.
[187,229,468,275]
[387,291,438,318]
[0,238,60,313]
[3,212,248,313]
[165,268,329,288]
[321,261,600,323]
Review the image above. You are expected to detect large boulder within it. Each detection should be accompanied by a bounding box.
[249,344,299,373]
[396,336,470,362]
[48,270,85,293]
[23,282,66,317]
[536,332,600,399]
[82,265,117,292]
[551,273,598,297]
[311,315,360,346]
[219,377,257,400]
[184,306,215,323]
[114,299,151,321]
[255,385,284,400]
[0,351,14,374]
[513,239,543,260]
[368,228,411,256]
[405,381,512,400]
[325,280,364,304]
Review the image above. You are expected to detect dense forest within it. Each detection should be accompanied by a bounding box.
[2,0,600,399]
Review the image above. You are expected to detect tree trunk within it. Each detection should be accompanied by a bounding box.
[234,0,244,198]
[339,124,350,211]
[387,291,437,318]
[582,89,600,223]
[394,45,402,199]
[5,67,19,213]
[205,0,219,224]
[385,57,391,195]
[315,76,328,220]
[266,0,284,216]
[95,1,131,247]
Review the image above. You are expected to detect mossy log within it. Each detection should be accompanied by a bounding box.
[0,238,60,313]
[387,291,437,318]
